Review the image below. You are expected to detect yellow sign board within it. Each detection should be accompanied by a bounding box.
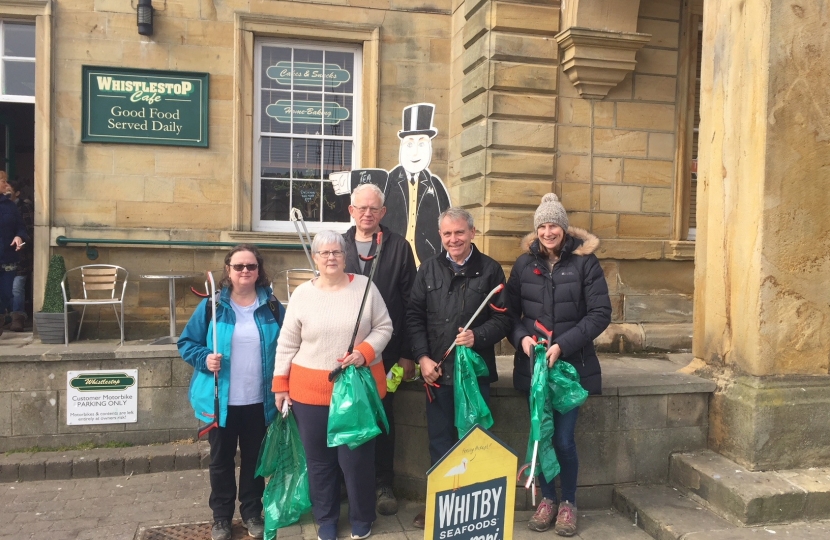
[425,425,518,540]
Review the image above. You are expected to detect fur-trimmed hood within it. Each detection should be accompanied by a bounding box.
[520,226,600,256]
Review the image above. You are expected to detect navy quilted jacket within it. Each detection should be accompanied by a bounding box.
[507,228,611,394]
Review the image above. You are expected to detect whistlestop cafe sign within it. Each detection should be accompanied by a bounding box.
[66,370,138,425]
[82,66,209,147]
[425,426,519,540]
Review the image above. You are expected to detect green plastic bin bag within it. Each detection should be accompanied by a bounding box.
[525,342,559,482]
[327,365,389,450]
[548,356,588,414]
[454,345,494,438]
[256,410,311,539]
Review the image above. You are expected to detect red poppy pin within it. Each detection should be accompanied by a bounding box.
[533,267,542,275]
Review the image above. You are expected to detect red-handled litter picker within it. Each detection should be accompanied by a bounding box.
[425,283,505,401]
[520,320,554,505]
[197,271,220,439]
[328,231,385,382]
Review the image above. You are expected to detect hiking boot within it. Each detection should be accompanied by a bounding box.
[10,312,25,332]
[211,519,232,540]
[376,486,398,516]
[527,497,557,532]
[412,510,426,529]
[243,516,265,539]
[553,501,577,537]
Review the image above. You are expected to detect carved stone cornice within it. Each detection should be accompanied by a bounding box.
[555,27,651,100]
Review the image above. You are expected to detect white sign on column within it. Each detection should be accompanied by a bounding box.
[66,370,139,425]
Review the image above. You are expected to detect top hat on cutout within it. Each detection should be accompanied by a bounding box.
[398,103,438,139]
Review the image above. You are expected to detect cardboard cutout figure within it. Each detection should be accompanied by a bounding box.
[332,103,451,265]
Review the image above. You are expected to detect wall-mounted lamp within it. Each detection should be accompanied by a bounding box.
[137,0,153,36]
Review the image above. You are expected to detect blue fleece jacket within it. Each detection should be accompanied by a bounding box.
[177,285,281,427]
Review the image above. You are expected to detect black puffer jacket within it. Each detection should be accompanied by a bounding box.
[407,245,511,385]
[343,225,417,370]
[507,228,611,394]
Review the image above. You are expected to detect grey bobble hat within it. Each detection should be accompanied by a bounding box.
[534,193,569,231]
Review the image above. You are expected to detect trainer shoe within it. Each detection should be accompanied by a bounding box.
[527,497,557,532]
[412,510,426,529]
[553,501,577,537]
[243,516,265,539]
[376,486,398,515]
[211,519,232,540]
[317,523,337,540]
[350,522,372,539]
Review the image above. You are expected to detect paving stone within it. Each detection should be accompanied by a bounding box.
[73,456,99,478]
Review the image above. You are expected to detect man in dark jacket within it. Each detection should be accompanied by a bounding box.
[342,183,417,516]
[7,178,33,331]
[406,207,511,528]
[0,173,26,336]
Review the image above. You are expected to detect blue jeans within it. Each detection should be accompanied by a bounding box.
[425,382,491,466]
[538,407,580,505]
[0,269,15,315]
[12,274,26,313]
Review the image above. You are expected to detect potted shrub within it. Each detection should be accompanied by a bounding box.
[33,254,79,344]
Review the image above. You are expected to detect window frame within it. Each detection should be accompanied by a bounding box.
[253,38,363,233]
[0,20,36,104]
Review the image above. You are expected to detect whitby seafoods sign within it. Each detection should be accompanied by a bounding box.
[66,370,138,425]
[82,66,209,147]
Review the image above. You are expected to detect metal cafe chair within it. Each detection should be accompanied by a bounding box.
[61,265,129,345]
[273,268,316,306]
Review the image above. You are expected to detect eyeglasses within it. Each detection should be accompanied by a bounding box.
[229,263,259,272]
[316,250,345,259]
[352,206,383,215]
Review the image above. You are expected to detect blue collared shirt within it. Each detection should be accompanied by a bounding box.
[446,247,473,273]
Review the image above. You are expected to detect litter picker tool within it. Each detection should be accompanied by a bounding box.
[521,320,554,505]
[424,283,505,402]
[197,271,220,439]
[328,231,385,382]
[290,207,318,276]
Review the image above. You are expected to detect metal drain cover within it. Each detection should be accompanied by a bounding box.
[140,520,254,540]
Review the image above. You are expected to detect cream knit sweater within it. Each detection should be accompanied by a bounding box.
[272,274,393,405]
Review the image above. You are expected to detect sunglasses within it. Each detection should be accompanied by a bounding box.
[229,263,259,272]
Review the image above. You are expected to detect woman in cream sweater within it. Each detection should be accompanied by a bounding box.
[273,230,393,540]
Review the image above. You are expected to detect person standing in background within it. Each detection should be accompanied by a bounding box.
[0,172,26,336]
[6,178,33,332]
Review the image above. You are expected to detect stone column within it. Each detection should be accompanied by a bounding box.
[450,0,561,262]
[694,0,830,470]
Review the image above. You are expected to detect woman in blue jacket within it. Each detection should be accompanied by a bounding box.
[507,194,611,537]
[178,244,283,540]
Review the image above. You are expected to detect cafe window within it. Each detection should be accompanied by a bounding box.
[0,21,35,102]
[254,39,361,232]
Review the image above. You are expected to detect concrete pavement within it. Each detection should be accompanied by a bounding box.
[0,468,652,540]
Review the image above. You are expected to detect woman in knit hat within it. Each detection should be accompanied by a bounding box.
[506,193,612,537]
[273,230,393,540]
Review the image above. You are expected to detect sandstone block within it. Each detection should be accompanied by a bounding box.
[594,129,648,157]
[560,182,591,211]
[185,20,234,48]
[490,119,556,151]
[463,4,490,49]
[487,151,554,177]
[598,185,642,213]
[606,72,633,100]
[637,18,680,48]
[639,0,681,20]
[568,211,591,230]
[461,61,487,102]
[173,178,230,204]
[592,213,618,238]
[488,178,554,204]
[55,11,107,40]
[169,45,233,76]
[617,102,676,131]
[491,2,559,35]
[618,260,694,294]
[12,391,58,436]
[460,151,485,180]
[55,146,113,174]
[461,93,487,127]
[144,177,175,203]
[635,47,678,76]
[491,33,558,63]
[116,201,230,229]
[594,101,615,127]
[625,293,693,322]
[454,177,485,206]
[94,0,134,13]
[482,235,524,263]
[557,125,591,153]
[57,172,144,202]
[143,13,187,45]
[491,62,557,93]
[642,187,672,214]
[482,207,534,234]
[593,157,622,184]
[596,239,664,259]
[460,121,486,155]
[559,97,592,126]
[648,132,675,159]
[618,214,672,238]
[634,74,677,102]
[490,93,557,121]
[57,38,123,63]
[624,158,674,186]
[121,41,169,70]
[620,395,668,430]
[557,153,590,183]
[462,37,487,74]
[668,393,708,428]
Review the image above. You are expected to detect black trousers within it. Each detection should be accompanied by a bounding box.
[374,391,395,488]
[425,383,491,466]
[208,403,267,521]
[293,401,376,529]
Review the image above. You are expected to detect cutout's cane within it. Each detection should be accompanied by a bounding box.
[290,207,318,275]
[197,271,220,439]
[328,231,385,382]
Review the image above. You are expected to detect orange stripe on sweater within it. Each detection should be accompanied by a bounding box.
[271,362,387,406]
